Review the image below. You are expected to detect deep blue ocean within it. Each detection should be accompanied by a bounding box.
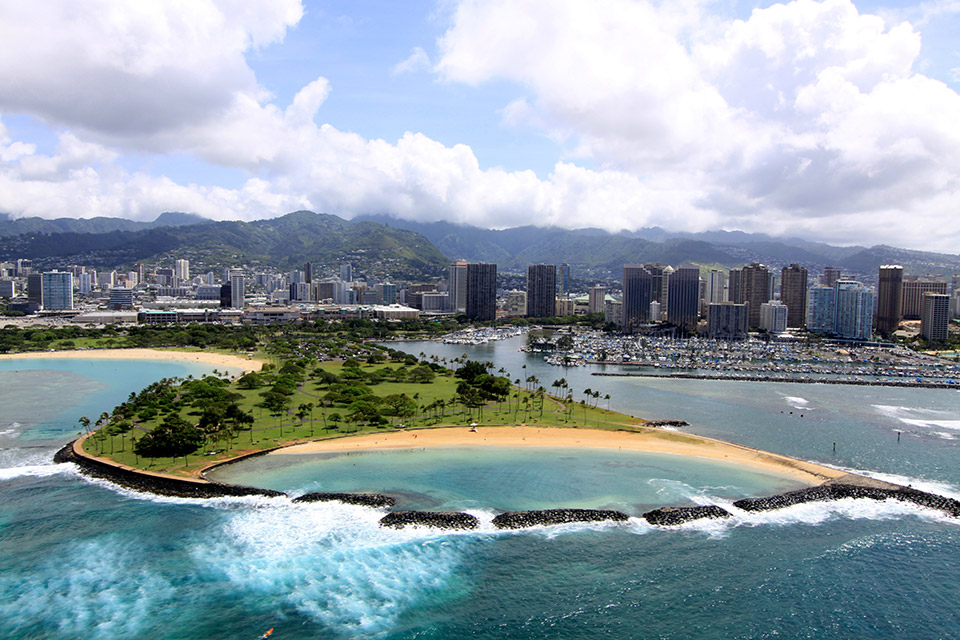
[2,341,959,640]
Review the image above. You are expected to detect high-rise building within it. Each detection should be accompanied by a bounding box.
[229,273,245,309]
[727,268,742,305]
[760,301,788,333]
[666,264,700,331]
[780,264,808,328]
[339,263,353,283]
[876,265,904,335]
[465,263,497,321]
[807,286,836,335]
[448,261,468,314]
[526,264,557,318]
[41,271,74,310]
[622,264,654,332]
[78,272,93,295]
[560,263,570,295]
[901,279,948,319]
[660,265,674,310]
[644,263,665,303]
[822,267,842,287]
[377,283,398,305]
[834,281,874,340]
[706,270,727,303]
[707,302,749,339]
[921,293,950,342]
[303,262,313,284]
[27,273,43,308]
[588,286,607,314]
[174,259,190,282]
[733,263,771,329]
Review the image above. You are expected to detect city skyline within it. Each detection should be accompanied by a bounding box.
[0,1,959,252]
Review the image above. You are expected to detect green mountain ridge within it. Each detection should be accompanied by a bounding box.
[0,211,449,280]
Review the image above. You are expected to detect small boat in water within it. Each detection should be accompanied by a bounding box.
[259,629,274,639]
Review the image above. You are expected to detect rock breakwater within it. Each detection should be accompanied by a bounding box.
[379,510,480,529]
[643,505,731,526]
[54,441,285,499]
[293,492,396,508]
[734,482,960,517]
[492,508,628,529]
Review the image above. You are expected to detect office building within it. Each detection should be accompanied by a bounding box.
[622,264,654,332]
[780,264,808,328]
[876,265,903,335]
[560,263,570,295]
[448,261,468,314]
[921,293,950,342]
[706,269,726,303]
[41,271,74,310]
[377,283,398,305]
[644,263,665,303]
[666,264,700,331]
[526,264,557,318]
[108,287,134,310]
[230,273,245,309]
[465,263,497,321]
[760,301,788,333]
[588,286,607,314]
[708,302,749,339]
[339,263,353,283]
[821,267,842,287]
[27,273,43,308]
[0,280,16,297]
[303,262,313,283]
[78,272,93,295]
[901,279,948,319]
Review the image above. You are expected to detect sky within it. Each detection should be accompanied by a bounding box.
[0,0,959,251]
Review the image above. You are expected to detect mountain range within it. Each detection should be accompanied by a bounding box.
[1,210,958,280]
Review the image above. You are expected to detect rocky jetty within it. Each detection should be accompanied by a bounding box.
[54,441,285,499]
[379,510,480,530]
[734,483,960,518]
[492,508,628,529]
[642,505,731,526]
[644,419,689,428]
[293,492,395,508]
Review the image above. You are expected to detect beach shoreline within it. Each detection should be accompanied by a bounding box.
[0,348,260,373]
[272,426,851,486]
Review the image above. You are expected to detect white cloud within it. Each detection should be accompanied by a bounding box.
[393,47,432,75]
[0,0,959,253]
[0,0,302,137]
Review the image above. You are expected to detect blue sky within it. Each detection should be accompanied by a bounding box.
[0,0,959,251]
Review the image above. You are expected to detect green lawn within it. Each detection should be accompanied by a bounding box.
[82,360,645,476]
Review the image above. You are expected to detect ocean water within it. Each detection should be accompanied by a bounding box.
[2,345,960,639]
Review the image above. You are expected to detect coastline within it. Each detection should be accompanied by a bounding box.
[0,348,260,373]
[272,426,851,486]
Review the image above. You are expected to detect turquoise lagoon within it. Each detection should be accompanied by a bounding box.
[2,342,960,639]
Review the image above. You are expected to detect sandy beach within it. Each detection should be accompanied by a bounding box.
[275,426,849,486]
[0,348,260,373]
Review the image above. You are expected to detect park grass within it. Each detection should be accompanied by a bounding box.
[82,360,647,477]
